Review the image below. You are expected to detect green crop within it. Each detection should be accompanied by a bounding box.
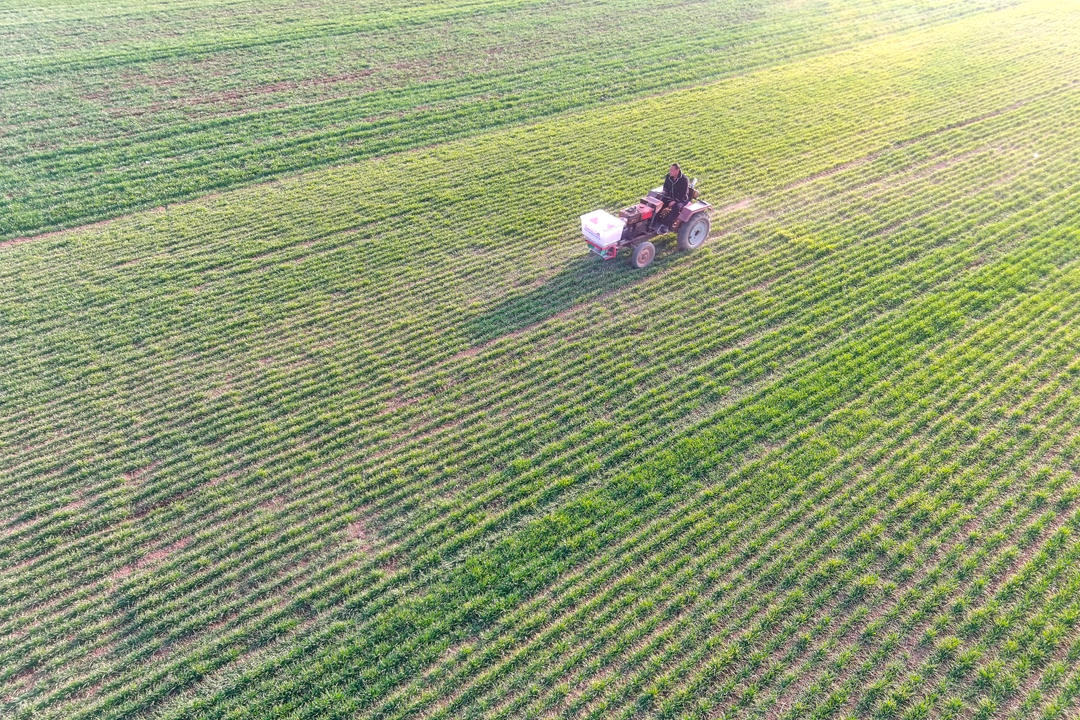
[4,0,1080,718]
[0,0,1014,241]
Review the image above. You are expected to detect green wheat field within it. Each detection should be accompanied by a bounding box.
[4,0,1080,717]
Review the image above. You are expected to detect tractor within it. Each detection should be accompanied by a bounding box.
[580,179,712,269]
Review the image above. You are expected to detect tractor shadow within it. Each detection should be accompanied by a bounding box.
[466,244,679,345]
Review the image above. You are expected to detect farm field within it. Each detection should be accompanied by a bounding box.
[4,0,1080,719]
[0,0,1015,240]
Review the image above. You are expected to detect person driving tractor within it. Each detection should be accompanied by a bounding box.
[651,163,690,233]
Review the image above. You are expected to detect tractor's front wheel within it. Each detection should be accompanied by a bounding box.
[677,213,711,251]
[631,241,655,269]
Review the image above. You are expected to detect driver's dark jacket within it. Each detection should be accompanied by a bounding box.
[663,172,690,203]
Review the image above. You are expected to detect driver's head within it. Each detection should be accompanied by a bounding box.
[669,163,681,178]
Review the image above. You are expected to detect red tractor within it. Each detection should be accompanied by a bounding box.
[581,179,712,269]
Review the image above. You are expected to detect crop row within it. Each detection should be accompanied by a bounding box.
[4,78,1075,690]
[3,3,1080,717]
[0,0,1020,239]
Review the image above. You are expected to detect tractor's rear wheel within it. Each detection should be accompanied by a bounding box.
[677,213,711,251]
[631,241,655,269]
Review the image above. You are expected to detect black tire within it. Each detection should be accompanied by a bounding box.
[631,241,656,269]
[677,212,711,251]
